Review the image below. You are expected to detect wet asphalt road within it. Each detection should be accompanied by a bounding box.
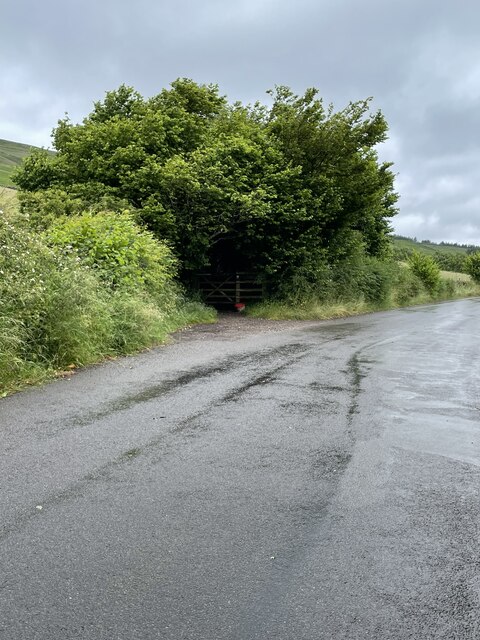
[1,299,479,639]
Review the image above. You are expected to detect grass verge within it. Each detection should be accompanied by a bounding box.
[0,194,216,397]
[247,273,480,320]
[0,296,216,398]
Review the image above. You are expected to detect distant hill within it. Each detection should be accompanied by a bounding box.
[391,235,479,256]
[0,138,43,188]
[391,234,480,273]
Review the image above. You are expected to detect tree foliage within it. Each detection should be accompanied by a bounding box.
[13,79,398,285]
[407,251,441,293]
[465,252,480,284]
[47,211,178,305]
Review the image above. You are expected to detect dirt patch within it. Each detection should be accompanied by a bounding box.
[172,312,317,343]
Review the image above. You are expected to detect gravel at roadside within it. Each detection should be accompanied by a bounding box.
[172,312,318,342]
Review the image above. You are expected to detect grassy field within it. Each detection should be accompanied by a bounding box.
[440,269,472,282]
[0,186,18,203]
[0,138,41,187]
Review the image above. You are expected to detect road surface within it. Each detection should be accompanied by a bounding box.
[1,299,479,639]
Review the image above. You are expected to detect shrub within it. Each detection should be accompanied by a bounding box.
[274,252,397,306]
[392,264,424,304]
[407,251,441,293]
[465,252,480,284]
[18,188,86,229]
[46,211,179,310]
[364,259,395,303]
[437,277,456,298]
[433,251,467,273]
[274,259,332,305]
[39,267,114,366]
[0,215,113,381]
[18,187,131,230]
[0,210,215,394]
[317,254,395,304]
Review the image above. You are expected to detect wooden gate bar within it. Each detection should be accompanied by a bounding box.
[196,273,264,307]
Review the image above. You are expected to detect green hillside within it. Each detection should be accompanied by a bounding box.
[392,235,478,256]
[0,138,40,187]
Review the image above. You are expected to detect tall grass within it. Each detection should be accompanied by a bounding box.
[249,261,480,320]
[0,200,215,396]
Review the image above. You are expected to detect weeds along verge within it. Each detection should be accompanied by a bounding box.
[248,257,480,320]
[0,205,215,396]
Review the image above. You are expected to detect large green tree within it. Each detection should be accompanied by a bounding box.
[14,79,398,283]
[266,87,397,259]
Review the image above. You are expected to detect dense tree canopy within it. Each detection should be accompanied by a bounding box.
[14,79,398,284]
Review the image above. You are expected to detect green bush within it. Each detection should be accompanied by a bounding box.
[465,252,480,284]
[392,264,424,304]
[275,253,396,306]
[334,257,396,304]
[46,211,179,310]
[273,258,332,304]
[437,278,456,298]
[407,251,441,294]
[361,259,395,303]
[18,188,86,229]
[18,187,131,230]
[0,211,215,395]
[0,216,113,381]
[433,251,467,273]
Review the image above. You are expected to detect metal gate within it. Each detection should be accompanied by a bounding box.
[196,273,264,308]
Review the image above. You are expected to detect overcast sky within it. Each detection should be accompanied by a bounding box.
[2,0,479,244]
